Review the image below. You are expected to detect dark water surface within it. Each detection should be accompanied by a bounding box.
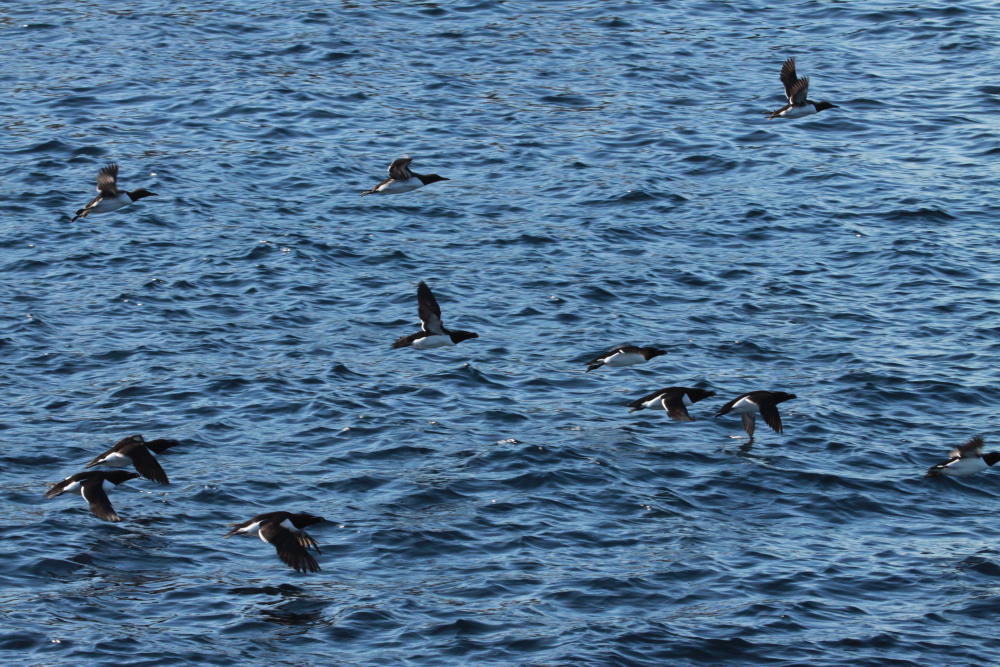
[2,1,999,665]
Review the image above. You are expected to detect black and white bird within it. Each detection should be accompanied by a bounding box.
[767,58,837,119]
[392,281,478,349]
[225,511,326,573]
[627,387,716,421]
[585,346,665,372]
[44,470,139,522]
[715,390,797,438]
[85,434,180,484]
[926,435,1000,478]
[360,157,449,195]
[70,163,156,221]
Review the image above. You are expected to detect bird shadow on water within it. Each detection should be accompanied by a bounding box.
[727,437,783,468]
[719,435,755,457]
[229,582,331,626]
[956,550,1000,577]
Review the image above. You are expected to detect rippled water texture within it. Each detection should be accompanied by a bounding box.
[1,1,999,665]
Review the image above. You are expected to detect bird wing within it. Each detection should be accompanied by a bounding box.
[261,521,321,572]
[288,513,325,529]
[767,103,793,119]
[129,445,169,484]
[741,413,756,437]
[779,58,799,99]
[663,393,693,422]
[104,470,140,485]
[586,346,627,371]
[294,530,321,553]
[416,282,445,334]
[926,457,958,477]
[391,332,421,349]
[952,435,984,459]
[361,176,393,196]
[758,401,784,434]
[81,477,121,522]
[788,77,810,106]
[387,157,413,180]
[96,163,119,197]
[71,194,105,221]
[145,438,181,454]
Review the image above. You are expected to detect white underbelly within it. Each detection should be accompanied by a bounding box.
[780,105,816,119]
[91,194,132,214]
[98,452,132,467]
[413,334,452,349]
[728,397,758,414]
[604,352,644,367]
[941,458,988,477]
[378,179,422,194]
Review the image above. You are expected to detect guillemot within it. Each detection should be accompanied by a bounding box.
[360,157,448,195]
[926,435,1000,478]
[585,346,665,372]
[225,511,325,573]
[70,163,156,221]
[84,434,181,484]
[767,58,837,119]
[715,390,797,438]
[627,387,716,421]
[44,470,139,522]
[392,281,478,349]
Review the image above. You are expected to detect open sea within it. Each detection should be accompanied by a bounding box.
[1,1,999,665]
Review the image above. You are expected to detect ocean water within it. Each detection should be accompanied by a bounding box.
[1,0,999,664]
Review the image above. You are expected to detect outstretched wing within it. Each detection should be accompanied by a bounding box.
[360,177,392,196]
[294,530,321,553]
[71,195,104,221]
[145,438,181,454]
[387,157,413,181]
[758,401,784,434]
[780,58,799,99]
[129,445,170,484]
[261,522,321,573]
[96,163,119,197]
[788,77,810,106]
[81,478,122,522]
[416,282,445,334]
[952,435,984,459]
[663,393,693,422]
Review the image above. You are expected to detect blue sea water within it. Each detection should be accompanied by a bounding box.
[1,0,999,664]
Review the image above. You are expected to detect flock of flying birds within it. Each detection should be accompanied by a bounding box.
[47,58,995,573]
